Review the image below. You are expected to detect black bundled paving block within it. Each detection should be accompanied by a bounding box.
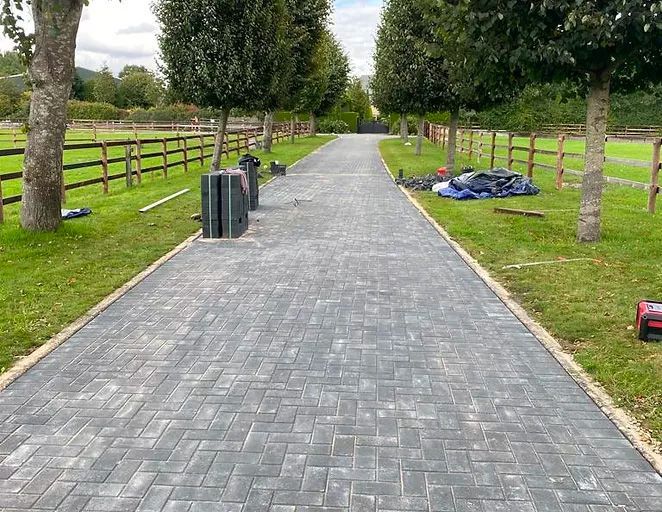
[270,162,287,176]
[239,160,259,211]
[201,172,249,239]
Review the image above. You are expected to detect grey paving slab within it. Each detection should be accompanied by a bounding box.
[0,134,660,512]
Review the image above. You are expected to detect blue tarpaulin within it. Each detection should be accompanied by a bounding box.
[438,168,540,200]
[61,208,92,220]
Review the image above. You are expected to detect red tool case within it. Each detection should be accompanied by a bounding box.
[636,300,662,341]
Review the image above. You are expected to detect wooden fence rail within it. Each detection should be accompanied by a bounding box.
[0,122,308,222]
[0,119,267,147]
[455,123,662,140]
[424,122,661,213]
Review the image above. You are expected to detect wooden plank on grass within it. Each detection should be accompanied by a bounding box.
[494,207,545,218]
[139,189,190,213]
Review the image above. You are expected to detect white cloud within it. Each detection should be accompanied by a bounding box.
[332,0,383,77]
[0,0,160,75]
[1,0,384,78]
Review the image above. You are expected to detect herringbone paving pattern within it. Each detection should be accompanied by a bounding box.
[0,135,660,511]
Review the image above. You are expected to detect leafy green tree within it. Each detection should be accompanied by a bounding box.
[342,78,372,122]
[420,0,518,171]
[70,71,86,100]
[118,65,150,79]
[1,0,85,231]
[0,78,21,116]
[372,0,452,155]
[253,0,293,153]
[156,0,288,171]
[283,0,331,142]
[0,50,25,76]
[90,65,117,105]
[299,31,350,135]
[117,65,163,108]
[450,0,662,242]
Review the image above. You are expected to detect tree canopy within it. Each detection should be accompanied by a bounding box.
[298,30,350,117]
[0,50,25,76]
[117,65,163,108]
[342,77,372,122]
[89,65,117,104]
[283,0,331,112]
[451,0,662,241]
[156,0,297,169]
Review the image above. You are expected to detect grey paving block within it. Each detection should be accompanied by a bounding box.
[0,135,660,511]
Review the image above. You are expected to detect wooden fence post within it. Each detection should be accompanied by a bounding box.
[0,175,3,223]
[162,138,168,178]
[12,128,17,148]
[468,130,474,159]
[61,163,66,204]
[92,124,97,142]
[183,137,189,173]
[101,141,109,194]
[135,140,142,184]
[648,138,661,214]
[478,132,484,160]
[460,129,465,154]
[507,133,514,169]
[125,144,133,187]
[199,134,205,166]
[490,132,496,169]
[442,127,446,149]
[132,122,137,140]
[556,134,565,190]
[527,133,537,178]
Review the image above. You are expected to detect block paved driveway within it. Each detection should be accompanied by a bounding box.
[1,135,660,512]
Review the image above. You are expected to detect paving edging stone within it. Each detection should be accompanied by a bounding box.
[0,136,339,392]
[380,154,662,475]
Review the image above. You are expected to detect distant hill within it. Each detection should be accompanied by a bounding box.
[0,67,103,92]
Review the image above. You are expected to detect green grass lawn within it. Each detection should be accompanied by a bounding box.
[0,135,334,374]
[381,137,662,444]
[453,132,655,184]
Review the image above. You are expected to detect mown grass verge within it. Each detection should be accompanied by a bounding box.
[0,135,335,373]
[380,137,662,444]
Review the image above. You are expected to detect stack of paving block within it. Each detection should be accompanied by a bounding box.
[270,161,287,176]
[201,172,249,239]
[238,159,259,211]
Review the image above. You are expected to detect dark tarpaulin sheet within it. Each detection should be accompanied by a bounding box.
[438,167,540,200]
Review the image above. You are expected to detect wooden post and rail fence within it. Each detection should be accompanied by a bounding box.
[424,122,662,214]
[0,122,309,223]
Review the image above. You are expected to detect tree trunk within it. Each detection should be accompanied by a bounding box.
[210,108,230,172]
[262,111,274,153]
[446,107,460,175]
[577,70,611,243]
[289,114,296,143]
[416,115,425,156]
[20,0,84,231]
[309,112,317,136]
[400,113,408,143]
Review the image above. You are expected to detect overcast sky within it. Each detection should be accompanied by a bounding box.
[0,0,383,77]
